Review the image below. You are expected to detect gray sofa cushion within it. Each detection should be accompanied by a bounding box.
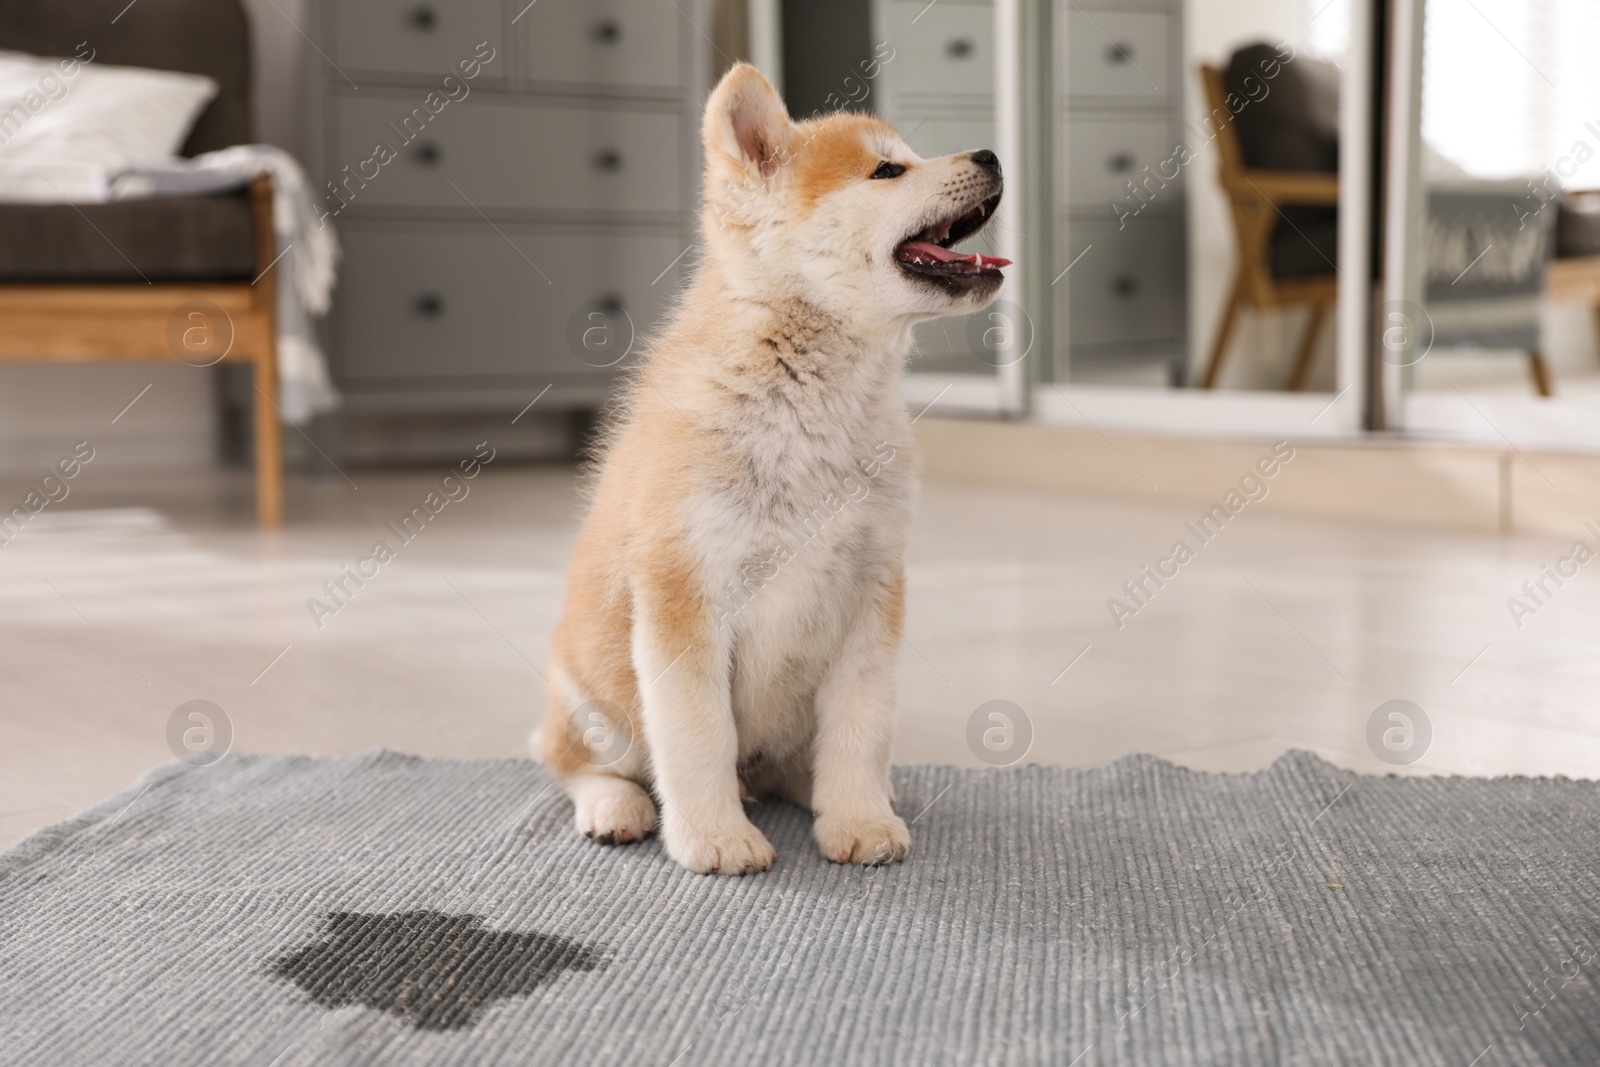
[0,192,256,282]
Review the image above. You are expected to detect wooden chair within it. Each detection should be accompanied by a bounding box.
[1198,63,1339,391]
[0,0,282,524]
[0,176,283,524]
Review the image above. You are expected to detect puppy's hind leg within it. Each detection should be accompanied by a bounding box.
[536,666,657,845]
[566,773,657,845]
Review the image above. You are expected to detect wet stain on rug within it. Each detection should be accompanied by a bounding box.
[271,910,602,1031]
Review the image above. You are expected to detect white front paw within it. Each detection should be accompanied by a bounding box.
[814,809,911,866]
[664,815,776,876]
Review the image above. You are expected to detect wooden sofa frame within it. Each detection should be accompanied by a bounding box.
[0,175,282,524]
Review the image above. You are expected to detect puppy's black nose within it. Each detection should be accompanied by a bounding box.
[971,149,1000,171]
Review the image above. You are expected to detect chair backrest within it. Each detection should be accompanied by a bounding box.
[0,0,252,155]
[1199,64,1247,189]
[1222,43,1340,175]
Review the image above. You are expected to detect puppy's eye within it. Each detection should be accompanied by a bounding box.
[870,161,906,180]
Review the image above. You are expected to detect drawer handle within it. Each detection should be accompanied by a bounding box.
[1112,276,1139,297]
[414,142,441,166]
[1109,152,1134,173]
[413,292,445,317]
[1105,42,1134,64]
[945,37,974,59]
[408,4,437,31]
[594,149,623,172]
[594,19,621,43]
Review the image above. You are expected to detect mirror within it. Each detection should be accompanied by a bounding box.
[772,0,1364,398]
[1064,0,1354,392]
[1395,0,1600,443]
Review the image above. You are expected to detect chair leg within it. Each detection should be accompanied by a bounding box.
[1202,272,1246,389]
[252,345,284,527]
[1528,348,1554,398]
[1287,301,1330,392]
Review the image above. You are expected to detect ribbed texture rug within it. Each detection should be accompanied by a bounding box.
[1,750,1597,1066]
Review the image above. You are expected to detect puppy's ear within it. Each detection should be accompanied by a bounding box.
[702,63,791,180]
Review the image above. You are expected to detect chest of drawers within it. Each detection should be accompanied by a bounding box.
[306,0,709,433]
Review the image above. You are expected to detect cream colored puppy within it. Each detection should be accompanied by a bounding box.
[538,63,1007,875]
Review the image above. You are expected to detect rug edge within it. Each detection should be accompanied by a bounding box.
[0,758,194,880]
[8,745,1591,874]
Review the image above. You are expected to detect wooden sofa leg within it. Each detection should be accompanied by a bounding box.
[245,172,284,526]
[253,350,284,526]
[1202,273,1246,389]
[1528,348,1554,398]
[1287,301,1329,392]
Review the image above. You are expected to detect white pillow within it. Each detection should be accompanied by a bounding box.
[0,47,218,202]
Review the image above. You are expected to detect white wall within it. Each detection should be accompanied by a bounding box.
[1183,0,1334,391]
[0,0,310,476]
[246,0,312,160]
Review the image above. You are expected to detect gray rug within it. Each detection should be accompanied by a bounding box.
[2,750,1598,1066]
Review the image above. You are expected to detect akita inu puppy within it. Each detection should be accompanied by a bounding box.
[538,63,1007,875]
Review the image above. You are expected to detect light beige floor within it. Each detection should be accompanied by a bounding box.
[3,462,1598,849]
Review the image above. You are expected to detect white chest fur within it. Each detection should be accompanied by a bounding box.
[686,354,917,756]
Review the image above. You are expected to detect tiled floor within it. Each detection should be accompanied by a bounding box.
[3,461,1598,849]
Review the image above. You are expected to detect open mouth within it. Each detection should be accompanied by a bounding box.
[894,191,1009,282]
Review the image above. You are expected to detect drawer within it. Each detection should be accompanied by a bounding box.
[878,0,993,104]
[1067,222,1179,346]
[335,226,687,381]
[329,0,504,78]
[513,0,683,91]
[1065,12,1170,99]
[1066,119,1177,208]
[330,94,682,215]
[895,114,995,160]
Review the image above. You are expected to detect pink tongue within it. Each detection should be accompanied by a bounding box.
[896,240,1012,268]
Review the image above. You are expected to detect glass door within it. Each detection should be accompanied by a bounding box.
[757,0,1376,435]
[1040,0,1372,438]
[1387,0,1600,452]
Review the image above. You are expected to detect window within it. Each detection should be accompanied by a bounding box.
[1422,0,1600,186]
